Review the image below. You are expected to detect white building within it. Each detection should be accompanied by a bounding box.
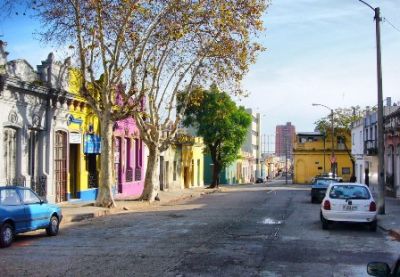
[243,109,261,180]
[351,118,365,183]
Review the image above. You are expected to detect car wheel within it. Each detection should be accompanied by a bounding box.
[0,223,14,248]
[368,220,377,232]
[320,213,330,230]
[46,215,59,236]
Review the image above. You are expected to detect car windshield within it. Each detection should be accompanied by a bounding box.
[313,179,336,186]
[329,185,370,200]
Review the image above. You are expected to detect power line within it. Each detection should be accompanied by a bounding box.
[383,17,400,34]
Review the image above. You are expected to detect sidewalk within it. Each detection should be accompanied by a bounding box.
[59,187,220,225]
[370,184,400,239]
[377,197,400,240]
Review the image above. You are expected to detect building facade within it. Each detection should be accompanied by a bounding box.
[384,106,400,198]
[243,109,261,180]
[113,117,145,198]
[293,132,353,184]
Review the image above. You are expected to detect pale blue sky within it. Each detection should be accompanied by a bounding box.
[1,0,399,146]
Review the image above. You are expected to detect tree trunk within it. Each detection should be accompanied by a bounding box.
[140,143,160,202]
[96,116,116,208]
[210,149,220,188]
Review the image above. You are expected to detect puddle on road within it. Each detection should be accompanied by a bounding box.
[261,218,282,225]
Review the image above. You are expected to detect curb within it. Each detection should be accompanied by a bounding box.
[61,188,220,224]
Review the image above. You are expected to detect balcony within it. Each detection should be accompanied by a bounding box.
[365,140,378,156]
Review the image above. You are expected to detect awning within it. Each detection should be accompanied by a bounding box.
[84,134,101,154]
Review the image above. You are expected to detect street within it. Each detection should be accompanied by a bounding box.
[1,180,399,277]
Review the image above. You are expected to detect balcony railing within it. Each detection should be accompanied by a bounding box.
[135,168,142,181]
[126,168,133,182]
[365,140,378,156]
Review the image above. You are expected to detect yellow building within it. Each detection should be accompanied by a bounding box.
[66,69,101,200]
[159,134,205,190]
[293,132,353,184]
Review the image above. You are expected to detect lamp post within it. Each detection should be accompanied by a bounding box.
[357,0,385,215]
[312,103,335,178]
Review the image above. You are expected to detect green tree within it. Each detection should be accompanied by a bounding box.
[182,85,252,188]
[314,106,365,177]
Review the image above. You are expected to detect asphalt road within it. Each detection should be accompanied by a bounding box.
[1,180,399,277]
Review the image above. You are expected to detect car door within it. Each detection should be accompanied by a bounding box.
[0,188,29,232]
[18,188,49,229]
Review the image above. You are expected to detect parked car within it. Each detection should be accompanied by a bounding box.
[367,257,400,276]
[311,177,338,203]
[0,186,62,248]
[320,183,377,231]
[255,178,264,183]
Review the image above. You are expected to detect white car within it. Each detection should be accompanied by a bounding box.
[320,183,377,231]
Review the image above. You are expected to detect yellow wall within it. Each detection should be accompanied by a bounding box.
[67,69,101,196]
[182,137,205,187]
[293,133,353,184]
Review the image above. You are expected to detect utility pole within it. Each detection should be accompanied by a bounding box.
[330,109,335,178]
[285,133,288,184]
[375,7,385,215]
[358,0,385,214]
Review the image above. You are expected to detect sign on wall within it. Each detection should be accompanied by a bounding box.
[69,132,82,144]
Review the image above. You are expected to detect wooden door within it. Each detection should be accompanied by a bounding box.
[55,131,67,202]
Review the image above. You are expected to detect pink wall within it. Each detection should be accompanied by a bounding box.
[113,117,145,198]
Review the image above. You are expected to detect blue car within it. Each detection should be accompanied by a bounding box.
[0,186,62,248]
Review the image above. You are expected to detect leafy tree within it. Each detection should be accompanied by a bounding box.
[182,85,252,188]
[314,106,365,177]
[2,0,267,204]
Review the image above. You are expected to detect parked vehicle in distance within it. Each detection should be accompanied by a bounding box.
[255,178,264,184]
[367,256,400,276]
[311,177,338,203]
[320,183,377,231]
[0,186,62,248]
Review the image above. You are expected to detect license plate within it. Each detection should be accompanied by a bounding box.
[343,205,357,211]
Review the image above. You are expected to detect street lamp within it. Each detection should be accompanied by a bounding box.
[357,0,385,215]
[312,103,336,178]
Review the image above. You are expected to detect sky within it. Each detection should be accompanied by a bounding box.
[1,0,399,150]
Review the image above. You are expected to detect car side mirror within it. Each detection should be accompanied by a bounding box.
[40,199,48,205]
[367,262,391,276]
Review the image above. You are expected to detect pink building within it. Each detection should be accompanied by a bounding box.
[113,117,145,198]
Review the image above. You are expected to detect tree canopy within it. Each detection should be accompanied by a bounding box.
[182,85,252,187]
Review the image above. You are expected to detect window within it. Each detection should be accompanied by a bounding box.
[4,127,18,182]
[20,189,41,204]
[0,189,21,205]
[342,167,351,175]
[329,185,370,200]
[173,161,177,181]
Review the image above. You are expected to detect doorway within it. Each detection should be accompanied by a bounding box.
[55,131,67,202]
[69,144,79,198]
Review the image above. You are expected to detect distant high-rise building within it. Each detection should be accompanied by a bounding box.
[275,122,296,159]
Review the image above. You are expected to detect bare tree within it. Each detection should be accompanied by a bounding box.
[2,0,268,204]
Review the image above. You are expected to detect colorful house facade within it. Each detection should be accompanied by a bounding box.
[293,132,353,184]
[160,133,204,190]
[113,117,145,198]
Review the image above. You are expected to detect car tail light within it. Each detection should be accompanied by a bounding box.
[323,200,331,210]
[369,201,376,212]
